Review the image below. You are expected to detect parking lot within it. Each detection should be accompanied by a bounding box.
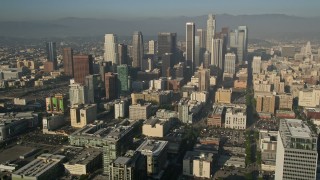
[200,128,246,147]
[254,119,278,131]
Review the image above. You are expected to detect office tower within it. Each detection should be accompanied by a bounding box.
[304,41,312,57]
[203,50,211,68]
[275,119,318,180]
[238,26,248,61]
[104,34,119,65]
[197,29,206,67]
[212,38,224,70]
[256,95,276,114]
[162,53,173,77]
[117,64,130,95]
[69,83,88,106]
[73,55,94,84]
[186,22,195,72]
[230,26,248,64]
[148,40,157,55]
[63,47,74,76]
[252,56,262,74]
[237,30,245,64]
[70,104,97,128]
[105,72,117,101]
[229,30,238,48]
[195,36,200,68]
[114,100,128,119]
[158,32,177,62]
[137,140,168,177]
[129,103,152,120]
[46,42,57,70]
[198,67,210,91]
[132,31,144,68]
[206,14,216,53]
[224,53,236,74]
[85,74,102,103]
[118,44,128,65]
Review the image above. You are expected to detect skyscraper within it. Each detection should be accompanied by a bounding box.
[195,36,200,68]
[275,119,318,180]
[63,47,73,77]
[69,83,89,106]
[73,55,94,85]
[197,29,207,66]
[238,26,248,62]
[206,14,216,54]
[230,26,248,64]
[132,31,144,69]
[252,56,261,74]
[161,53,173,77]
[157,32,177,61]
[148,40,157,55]
[117,64,130,95]
[203,51,211,68]
[46,42,57,70]
[224,53,236,75]
[104,34,119,65]
[212,38,224,70]
[105,72,118,100]
[186,22,195,73]
[198,67,210,91]
[85,74,102,103]
[118,44,128,65]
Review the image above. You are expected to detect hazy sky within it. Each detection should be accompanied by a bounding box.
[1,0,319,21]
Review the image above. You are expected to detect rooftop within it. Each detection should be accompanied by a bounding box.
[286,119,312,138]
[65,148,101,165]
[137,140,168,156]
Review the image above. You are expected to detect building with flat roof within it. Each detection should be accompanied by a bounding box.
[70,104,97,128]
[207,105,225,127]
[215,88,232,104]
[129,103,152,120]
[63,148,102,175]
[275,119,318,180]
[225,107,247,129]
[137,140,168,178]
[69,120,141,175]
[183,151,213,178]
[42,115,66,134]
[259,130,277,172]
[12,154,65,180]
[109,150,146,180]
[142,118,171,138]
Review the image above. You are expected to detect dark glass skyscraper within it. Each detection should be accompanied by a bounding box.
[46,42,57,70]
[117,64,130,95]
[63,47,73,76]
[186,22,195,73]
[157,32,177,61]
[118,44,128,65]
[73,55,94,85]
[132,31,144,69]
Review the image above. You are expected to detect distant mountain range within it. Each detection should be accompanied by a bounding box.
[0,14,319,40]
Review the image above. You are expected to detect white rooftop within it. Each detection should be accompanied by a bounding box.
[285,119,312,138]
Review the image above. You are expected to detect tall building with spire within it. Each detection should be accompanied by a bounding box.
[104,34,119,65]
[186,22,195,73]
[206,14,216,54]
[132,31,144,69]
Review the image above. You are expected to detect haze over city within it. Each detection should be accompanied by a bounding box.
[0,1,320,180]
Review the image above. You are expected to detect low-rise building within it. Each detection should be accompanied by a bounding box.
[225,107,247,129]
[207,105,225,127]
[129,103,152,120]
[215,88,232,104]
[63,148,102,175]
[70,104,97,128]
[259,130,277,172]
[142,118,171,138]
[42,115,66,134]
[183,151,213,178]
[12,154,65,180]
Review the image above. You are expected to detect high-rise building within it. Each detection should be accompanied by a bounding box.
[104,34,119,65]
[46,42,57,70]
[238,26,248,62]
[198,67,210,91]
[212,38,224,70]
[195,36,200,68]
[203,50,211,68]
[196,29,206,67]
[186,22,195,73]
[161,53,173,77]
[148,40,157,55]
[105,72,118,101]
[73,55,94,85]
[137,140,168,178]
[132,31,144,68]
[206,14,216,54]
[252,56,262,74]
[157,33,177,60]
[118,44,128,65]
[63,47,74,76]
[230,26,248,64]
[69,83,89,106]
[117,65,130,95]
[183,151,213,178]
[114,100,128,119]
[224,53,236,75]
[275,119,318,180]
[85,74,102,103]
[70,104,97,128]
